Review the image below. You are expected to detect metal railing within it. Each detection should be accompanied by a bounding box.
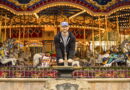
[0,66,130,78]
[72,67,130,78]
[0,66,58,78]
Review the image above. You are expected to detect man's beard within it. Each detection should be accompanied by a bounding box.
[61,31,69,36]
[62,30,68,33]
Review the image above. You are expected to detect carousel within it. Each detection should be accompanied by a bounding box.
[0,0,130,90]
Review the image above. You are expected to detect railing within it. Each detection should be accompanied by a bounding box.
[0,66,58,78]
[72,67,130,78]
[0,66,130,78]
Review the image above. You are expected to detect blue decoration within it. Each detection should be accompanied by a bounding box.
[93,0,112,5]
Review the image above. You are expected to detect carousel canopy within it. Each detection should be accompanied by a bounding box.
[0,0,130,15]
[0,0,129,41]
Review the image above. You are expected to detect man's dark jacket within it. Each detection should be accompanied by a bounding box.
[54,32,76,61]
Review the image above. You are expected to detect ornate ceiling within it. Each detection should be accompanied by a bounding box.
[0,0,130,15]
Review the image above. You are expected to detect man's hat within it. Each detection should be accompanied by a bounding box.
[60,22,69,27]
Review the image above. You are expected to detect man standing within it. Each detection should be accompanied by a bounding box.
[54,22,76,66]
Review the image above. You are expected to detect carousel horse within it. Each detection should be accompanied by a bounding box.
[0,56,17,66]
[33,53,43,67]
[0,39,19,66]
[104,47,129,67]
[104,59,128,67]
[104,53,124,67]
[15,50,31,66]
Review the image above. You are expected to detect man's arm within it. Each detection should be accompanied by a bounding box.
[54,36,63,60]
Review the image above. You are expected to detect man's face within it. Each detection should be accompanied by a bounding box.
[60,26,69,33]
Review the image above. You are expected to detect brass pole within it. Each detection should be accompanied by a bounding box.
[0,21,1,42]
[83,27,86,57]
[124,29,125,41]
[105,16,109,50]
[23,27,25,40]
[23,27,25,51]
[28,28,29,41]
[84,28,86,43]
[27,15,30,41]
[54,15,57,36]
[98,16,101,53]
[18,28,20,50]
[4,15,7,41]
[19,28,21,40]
[10,20,12,38]
[92,29,95,55]
[116,16,120,45]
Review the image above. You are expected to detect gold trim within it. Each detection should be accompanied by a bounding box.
[0,4,17,15]
[1,2,130,16]
[1,25,105,31]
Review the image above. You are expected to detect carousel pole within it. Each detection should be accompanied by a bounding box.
[124,29,126,40]
[83,27,86,57]
[42,25,44,40]
[28,26,29,41]
[52,15,58,54]
[83,15,86,51]
[18,27,21,50]
[105,16,109,50]
[114,21,117,46]
[54,15,57,36]
[92,29,95,55]
[23,27,25,40]
[27,14,29,42]
[9,19,12,39]
[98,16,101,53]
[1,16,4,43]
[116,16,120,45]
[23,27,26,51]
[4,15,7,42]
[0,20,1,42]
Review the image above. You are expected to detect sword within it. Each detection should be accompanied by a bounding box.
[64,51,68,66]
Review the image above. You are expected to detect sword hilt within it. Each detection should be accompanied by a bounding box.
[64,52,68,66]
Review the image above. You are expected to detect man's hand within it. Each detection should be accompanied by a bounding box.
[59,59,64,63]
[68,59,73,63]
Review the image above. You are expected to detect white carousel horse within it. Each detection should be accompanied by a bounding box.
[33,53,42,67]
[0,56,17,65]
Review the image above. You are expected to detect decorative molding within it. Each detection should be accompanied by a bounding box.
[1,2,130,16]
